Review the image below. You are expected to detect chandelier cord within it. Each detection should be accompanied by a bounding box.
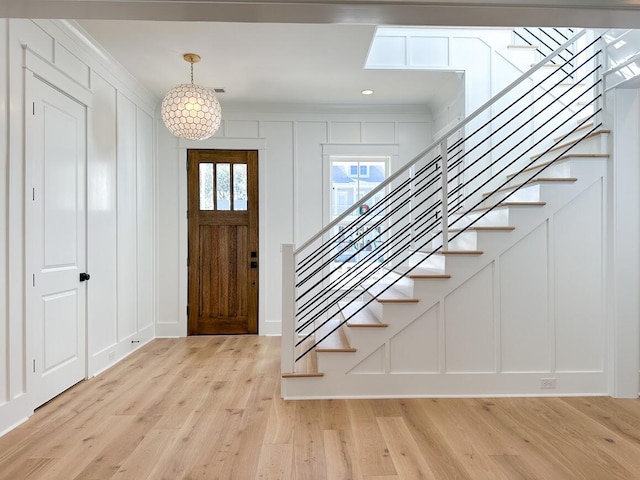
[190,62,194,85]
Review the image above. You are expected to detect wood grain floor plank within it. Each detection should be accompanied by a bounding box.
[255,443,293,480]
[292,400,328,480]
[418,399,512,480]
[461,398,578,480]
[398,399,472,480]
[0,337,639,480]
[324,429,357,480]
[376,416,438,479]
[347,400,398,477]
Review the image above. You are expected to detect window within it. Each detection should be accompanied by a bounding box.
[330,157,388,269]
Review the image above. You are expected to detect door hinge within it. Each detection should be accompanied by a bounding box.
[186,159,189,171]
[33,359,36,373]
[32,102,35,115]
[32,187,35,201]
[32,273,35,287]
[186,210,189,219]
[186,305,190,316]
[187,256,190,267]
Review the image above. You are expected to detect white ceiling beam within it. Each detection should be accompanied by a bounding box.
[2,1,640,28]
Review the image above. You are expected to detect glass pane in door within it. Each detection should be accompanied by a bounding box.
[199,163,214,210]
[233,164,248,211]
[216,163,231,211]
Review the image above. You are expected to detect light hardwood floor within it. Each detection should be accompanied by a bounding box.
[1,336,640,479]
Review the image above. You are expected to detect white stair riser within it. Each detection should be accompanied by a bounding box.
[450,208,510,228]
[505,155,605,189]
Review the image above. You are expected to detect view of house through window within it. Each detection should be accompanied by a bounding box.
[331,157,388,275]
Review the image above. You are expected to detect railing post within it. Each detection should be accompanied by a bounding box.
[281,243,296,374]
[440,139,449,250]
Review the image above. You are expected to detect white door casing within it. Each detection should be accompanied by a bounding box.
[26,74,87,409]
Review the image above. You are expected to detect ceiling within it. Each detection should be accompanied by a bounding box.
[77,20,462,110]
[11,1,639,111]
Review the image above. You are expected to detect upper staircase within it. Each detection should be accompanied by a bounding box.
[281,28,629,398]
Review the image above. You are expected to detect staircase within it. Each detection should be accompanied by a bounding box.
[281,29,625,398]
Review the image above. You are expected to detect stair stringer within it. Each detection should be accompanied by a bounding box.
[282,154,608,399]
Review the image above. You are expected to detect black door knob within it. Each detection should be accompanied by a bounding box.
[79,272,91,282]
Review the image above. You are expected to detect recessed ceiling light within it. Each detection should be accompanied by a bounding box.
[361,89,374,95]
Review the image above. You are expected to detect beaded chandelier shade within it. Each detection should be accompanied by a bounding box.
[161,53,222,141]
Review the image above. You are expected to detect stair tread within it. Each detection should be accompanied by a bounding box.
[554,122,594,141]
[316,318,356,352]
[483,177,577,198]
[532,128,610,160]
[507,153,609,179]
[339,301,388,327]
[507,44,540,49]
[364,283,419,303]
[394,265,451,279]
[282,337,323,378]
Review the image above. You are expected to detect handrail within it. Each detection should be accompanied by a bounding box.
[294,28,587,255]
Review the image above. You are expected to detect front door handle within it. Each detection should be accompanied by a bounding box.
[79,272,91,282]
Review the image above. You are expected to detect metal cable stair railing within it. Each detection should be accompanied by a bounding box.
[513,27,576,78]
[282,28,605,374]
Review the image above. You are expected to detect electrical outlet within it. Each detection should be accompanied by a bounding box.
[541,377,556,389]
[108,351,115,362]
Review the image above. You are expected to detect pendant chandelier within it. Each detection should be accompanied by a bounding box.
[161,53,222,141]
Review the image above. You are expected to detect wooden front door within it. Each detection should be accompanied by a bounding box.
[188,150,259,335]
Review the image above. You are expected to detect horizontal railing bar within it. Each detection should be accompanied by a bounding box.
[448,116,601,242]
[296,117,604,361]
[295,157,440,274]
[447,69,599,198]
[448,95,599,216]
[295,164,440,287]
[295,196,443,326]
[445,40,599,173]
[295,173,442,305]
[294,28,587,256]
[295,214,445,350]
[602,50,640,77]
[295,200,444,332]
[449,108,600,230]
[447,56,597,185]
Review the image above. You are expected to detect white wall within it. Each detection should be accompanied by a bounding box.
[0,19,157,435]
[156,107,433,337]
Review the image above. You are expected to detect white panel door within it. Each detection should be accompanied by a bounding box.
[27,75,87,408]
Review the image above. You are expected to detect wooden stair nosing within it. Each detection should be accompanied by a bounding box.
[531,129,611,160]
[448,225,516,233]
[507,44,540,49]
[552,122,594,141]
[419,249,484,256]
[470,201,546,213]
[440,249,484,255]
[506,153,609,179]
[409,272,452,280]
[281,371,324,378]
[339,301,388,328]
[482,177,577,198]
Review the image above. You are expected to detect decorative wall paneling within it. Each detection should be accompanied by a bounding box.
[156,111,433,337]
[0,19,156,434]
